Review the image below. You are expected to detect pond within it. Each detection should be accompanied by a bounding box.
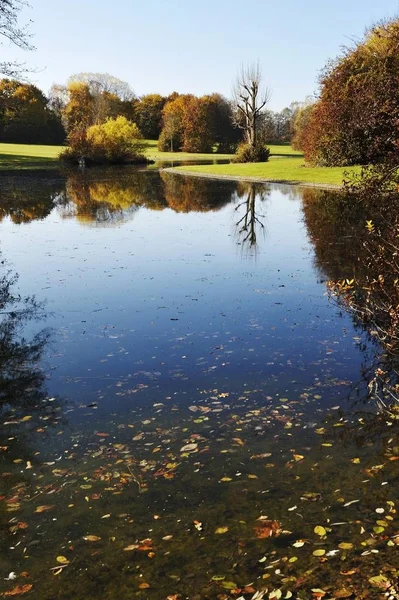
[0,167,398,600]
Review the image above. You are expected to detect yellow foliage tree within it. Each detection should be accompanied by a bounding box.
[61,116,147,164]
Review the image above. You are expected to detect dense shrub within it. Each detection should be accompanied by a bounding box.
[303,18,399,166]
[60,116,149,165]
[231,142,270,163]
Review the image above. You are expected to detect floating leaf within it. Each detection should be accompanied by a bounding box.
[254,520,281,539]
[4,585,33,596]
[180,443,198,453]
[56,556,69,564]
[338,542,354,550]
[373,526,385,534]
[83,535,101,542]
[368,575,390,589]
[313,549,326,556]
[215,526,228,534]
[221,581,238,590]
[314,525,327,537]
[35,505,54,513]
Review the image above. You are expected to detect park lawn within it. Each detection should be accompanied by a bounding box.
[0,143,63,170]
[143,139,234,161]
[172,156,361,187]
[0,142,358,186]
[0,140,233,170]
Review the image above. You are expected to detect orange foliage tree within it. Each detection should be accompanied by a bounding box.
[303,18,399,166]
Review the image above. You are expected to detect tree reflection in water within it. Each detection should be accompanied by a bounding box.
[0,260,50,413]
[302,187,399,411]
[234,182,269,252]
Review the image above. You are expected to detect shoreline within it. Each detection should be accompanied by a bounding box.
[162,167,343,190]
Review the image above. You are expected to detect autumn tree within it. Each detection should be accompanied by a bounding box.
[133,94,167,139]
[203,93,240,152]
[0,78,64,143]
[292,101,314,150]
[57,73,136,135]
[61,81,94,134]
[304,18,399,166]
[0,0,34,77]
[158,94,192,151]
[158,93,238,153]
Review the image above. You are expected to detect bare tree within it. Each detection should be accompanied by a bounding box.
[232,62,271,147]
[0,0,34,77]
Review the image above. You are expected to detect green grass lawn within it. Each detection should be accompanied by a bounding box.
[173,155,360,187]
[0,143,63,170]
[142,139,234,161]
[0,141,359,186]
[0,140,233,170]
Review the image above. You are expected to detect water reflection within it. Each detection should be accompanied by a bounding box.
[0,174,62,224]
[302,187,399,410]
[0,259,50,413]
[0,172,399,599]
[234,182,269,252]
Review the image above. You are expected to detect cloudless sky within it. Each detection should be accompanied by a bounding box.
[3,0,399,110]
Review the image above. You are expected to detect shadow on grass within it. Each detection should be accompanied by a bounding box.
[0,154,59,171]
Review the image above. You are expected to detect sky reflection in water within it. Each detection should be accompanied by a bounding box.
[0,169,397,600]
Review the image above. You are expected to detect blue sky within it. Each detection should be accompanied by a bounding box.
[3,0,399,110]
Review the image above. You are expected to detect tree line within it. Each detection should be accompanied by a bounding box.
[0,72,305,150]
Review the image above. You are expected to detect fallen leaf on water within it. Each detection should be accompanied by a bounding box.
[293,454,304,462]
[232,437,245,446]
[4,584,33,596]
[83,535,101,542]
[333,589,353,598]
[56,556,69,564]
[314,525,327,537]
[338,542,354,550]
[34,505,54,513]
[215,526,228,534]
[313,549,326,556]
[124,544,139,551]
[221,581,238,590]
[254,520,281,539]
[368,575,390,589]
[138,583,150,589]
[180,443,198,453]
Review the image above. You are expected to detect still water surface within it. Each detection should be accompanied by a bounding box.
[0,167,397,599]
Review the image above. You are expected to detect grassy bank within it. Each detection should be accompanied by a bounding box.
[0,140,233,171]
[172,155,360,187]
[0,143,62,170]
[0,142,360,186]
